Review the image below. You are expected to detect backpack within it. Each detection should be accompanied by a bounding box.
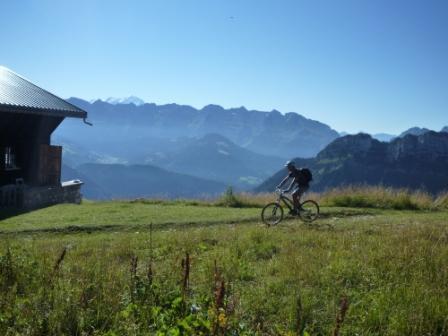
[300,168,313,183]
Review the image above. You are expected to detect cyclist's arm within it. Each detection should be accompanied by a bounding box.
[276,175,290,189]
[284,178,297,192]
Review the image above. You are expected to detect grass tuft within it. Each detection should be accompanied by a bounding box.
[434,192,448,210]
[319,186,435,210]
[215,187,255,208]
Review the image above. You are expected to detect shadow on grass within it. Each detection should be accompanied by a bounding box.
[0,207,29,221]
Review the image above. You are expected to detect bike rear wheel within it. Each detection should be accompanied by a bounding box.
[298,200,320,223]
[261,202,284,226]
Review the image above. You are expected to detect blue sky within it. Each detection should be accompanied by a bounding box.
[1,0,447,134]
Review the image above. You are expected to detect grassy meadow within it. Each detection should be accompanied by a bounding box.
[1,188,448,335]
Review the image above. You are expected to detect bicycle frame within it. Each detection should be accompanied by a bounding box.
[276,191,295,211]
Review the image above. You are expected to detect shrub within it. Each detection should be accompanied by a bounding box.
[215,187,246,208]
[434,192,448,210]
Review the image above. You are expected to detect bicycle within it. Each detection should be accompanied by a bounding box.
[261,189,319,226]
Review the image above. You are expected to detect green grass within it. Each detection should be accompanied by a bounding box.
[0,199,375,235]
[1,200,448,335]
[0,201,260,233]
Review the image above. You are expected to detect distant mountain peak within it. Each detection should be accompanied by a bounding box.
[338,132,396,142]
[103,96,146,106]
[399,127,431,138]
[201,104,225,112]
[317,133,379,159]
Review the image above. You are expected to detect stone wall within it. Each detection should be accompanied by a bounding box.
[20,180,83,210]
[0,184,19,207]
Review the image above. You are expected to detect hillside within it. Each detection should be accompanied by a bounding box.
[61,164,111,199]
[142,133,284,188]
[55,136,127,166]
[75,163,227,199]
[56,132,285,191]
[56,98,339,159]
[256,131,448,193]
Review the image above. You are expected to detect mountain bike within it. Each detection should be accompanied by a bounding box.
[261,189,319,226]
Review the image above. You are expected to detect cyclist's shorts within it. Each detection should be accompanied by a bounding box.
[292,185,309,197]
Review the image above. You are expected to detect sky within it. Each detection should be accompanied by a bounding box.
[1,0,447,134]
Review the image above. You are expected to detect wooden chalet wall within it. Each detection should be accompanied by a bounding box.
[0,111,63,187]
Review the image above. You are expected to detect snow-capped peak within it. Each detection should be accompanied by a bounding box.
[104,96,145,106]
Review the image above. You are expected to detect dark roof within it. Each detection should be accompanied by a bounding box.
[0,66,87,118]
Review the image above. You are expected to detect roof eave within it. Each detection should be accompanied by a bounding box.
[0,104,87,119]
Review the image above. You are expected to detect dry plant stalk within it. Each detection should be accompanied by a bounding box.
[214,279,226,310]
[225,282,236,315]
[212,260,229,336]
[1,247,16,288]
[79,288,89,309]
[148,221,154,285]
[130,255,138,280]
[129,254,140,302]
[333,295,349,336]
[147,261,153,285]
[146,222,154,286]
[296,294,303,336]
[213,260,223,307]
[212,259,228,309]
[181,252,190,295]
[214,259,218,285]
[53,247,67,274]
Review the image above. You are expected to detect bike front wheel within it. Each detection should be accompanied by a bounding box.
[261,202,284,227]
[298,200,320,223]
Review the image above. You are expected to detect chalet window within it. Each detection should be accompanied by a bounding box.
[4,147,18,170]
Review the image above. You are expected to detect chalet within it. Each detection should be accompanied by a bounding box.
[0,66,89,209]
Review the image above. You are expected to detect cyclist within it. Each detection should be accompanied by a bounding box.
[276,161,310,215]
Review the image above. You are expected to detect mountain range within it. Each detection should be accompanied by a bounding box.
[342,126,448,143]
[58,98,339,159]
[256,131,448,194]
[54,97,447,198]
[53,97,340,193]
